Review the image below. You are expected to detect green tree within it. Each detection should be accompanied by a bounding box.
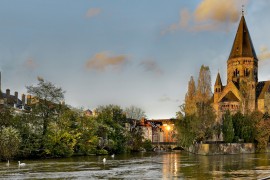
[0,126,21,160]
[95,105,128,153]
[175,114,198,148]
[0,108,14,128]
[13,112,43,158]
[222,111,234,143]
[26,77,65,137]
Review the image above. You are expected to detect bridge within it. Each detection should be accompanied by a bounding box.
[151,142,183,151]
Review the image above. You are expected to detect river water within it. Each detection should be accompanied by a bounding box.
[1,152,270,179]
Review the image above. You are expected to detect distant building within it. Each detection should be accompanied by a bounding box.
[213,14,270,120]
[0,72,31,111]
[138,118,176,143]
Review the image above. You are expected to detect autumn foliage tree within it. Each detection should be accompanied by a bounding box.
[176,65,215,147]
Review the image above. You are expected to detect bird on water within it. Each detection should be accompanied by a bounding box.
[103,158,106,164]
[18,161,26,167]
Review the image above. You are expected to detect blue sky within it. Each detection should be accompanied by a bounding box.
[1,0,270,119]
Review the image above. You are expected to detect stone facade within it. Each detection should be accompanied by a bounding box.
[189,143,255,155]
[213,15,270,121]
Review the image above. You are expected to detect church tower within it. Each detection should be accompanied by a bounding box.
[227,14,257,111]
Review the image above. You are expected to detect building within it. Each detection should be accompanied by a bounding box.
[0,72,31,111]
[213,14,270,120]
[138,118,176,143]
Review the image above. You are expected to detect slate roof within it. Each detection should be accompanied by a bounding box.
[229,15,257,59]
[215,72,222,86]
[256,81,270,99]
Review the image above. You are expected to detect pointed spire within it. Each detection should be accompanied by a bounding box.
[215,72,222,86]
[229,15,257,59]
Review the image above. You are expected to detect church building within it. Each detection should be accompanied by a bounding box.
[213,14,270,120]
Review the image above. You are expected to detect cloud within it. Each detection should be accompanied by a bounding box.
[85,8,101,18]
[159,95,179,103]
[139,60,163,75]
[258,46,270,60]
[194,0,239,23]
[24,58,38,69]
[159,95,172,102]
[162,0,246,34]
[85,51,128,71]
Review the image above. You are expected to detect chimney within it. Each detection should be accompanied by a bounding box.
[14,91,18,104]
[27,95,31,105]
[22,94,25,105]
[6,89,10,97]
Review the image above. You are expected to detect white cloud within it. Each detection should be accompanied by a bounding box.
[162,0,247,34]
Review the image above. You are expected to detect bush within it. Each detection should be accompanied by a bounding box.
[96,149,108,155]
[142,139,153,151]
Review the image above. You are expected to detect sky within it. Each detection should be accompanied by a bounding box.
[1,0,270,119]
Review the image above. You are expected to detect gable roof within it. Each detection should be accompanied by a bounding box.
[257,81,270,99]
[221,91,240,102]
[229,15,257,59]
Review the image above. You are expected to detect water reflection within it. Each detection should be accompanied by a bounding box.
[1,152,270,179]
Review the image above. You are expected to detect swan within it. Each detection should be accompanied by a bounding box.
[103,158,106,164]
[6,160,10,167]
[18,161,26,167]
[111,154,115,158]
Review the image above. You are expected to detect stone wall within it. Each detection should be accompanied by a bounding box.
[188,143,255,155]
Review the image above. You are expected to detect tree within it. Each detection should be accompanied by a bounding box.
[175,114,198,147]
[195,65,215,141]
[0,126,21,160]
[222,111,234,143]
[196,65,212,104]
[184,76,197,115]
[95,105,128,153]
[125,106,146,120]
[255,118,270,152]
[26,77,65,137]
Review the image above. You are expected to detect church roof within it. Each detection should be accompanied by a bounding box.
[229,15,257,59]
[221,91,240,102]
[215,72,222,86]
[257,81,270,99]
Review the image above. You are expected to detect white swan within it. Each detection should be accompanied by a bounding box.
[6,160,10,167]
[103,158,106,164]
[18,161,26,167]
[111,154,115,158]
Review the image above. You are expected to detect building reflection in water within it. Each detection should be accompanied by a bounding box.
[162,153,180,179]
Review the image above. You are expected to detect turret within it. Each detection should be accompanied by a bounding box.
[214,72,223,103]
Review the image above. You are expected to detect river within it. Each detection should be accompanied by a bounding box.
[1,152,270,179]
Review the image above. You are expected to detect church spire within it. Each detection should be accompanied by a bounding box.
[228,15,257,59]
[215,72,222,86]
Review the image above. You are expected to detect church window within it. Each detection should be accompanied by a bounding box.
[244,68,250,76]
[233,69,240,77]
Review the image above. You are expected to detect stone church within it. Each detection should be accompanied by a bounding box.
[213,14,270,120]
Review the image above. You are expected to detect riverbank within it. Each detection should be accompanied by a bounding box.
[188,143,256,155]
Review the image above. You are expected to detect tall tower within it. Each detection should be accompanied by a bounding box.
[227,14,258,111]
[227,15,258,84]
